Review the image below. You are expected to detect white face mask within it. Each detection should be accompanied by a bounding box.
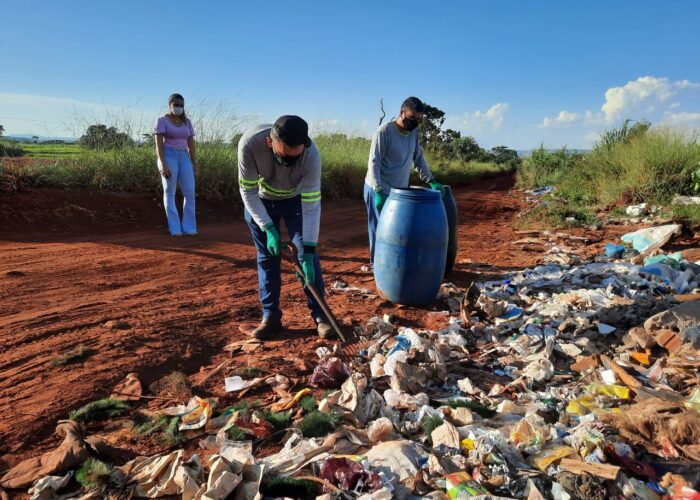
[172,106,184,116]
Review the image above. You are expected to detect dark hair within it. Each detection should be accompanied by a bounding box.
[168,93,187,121]
[401,96,424,114]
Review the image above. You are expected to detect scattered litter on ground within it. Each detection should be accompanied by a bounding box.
[4,223,700,499]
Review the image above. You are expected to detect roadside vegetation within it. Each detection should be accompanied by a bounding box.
[517,120,700,227]
[0,101,518,200]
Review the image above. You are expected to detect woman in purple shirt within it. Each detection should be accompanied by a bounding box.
[154,93,197,236]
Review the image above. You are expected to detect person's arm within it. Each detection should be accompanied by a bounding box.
[299,147,322,252]
[238,142,272,229]
[154,117,170,178]
[366,127,385,191]
[187,135,197,175]
[412,134,433,183]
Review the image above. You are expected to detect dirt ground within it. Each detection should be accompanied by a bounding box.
[0,175,632,474]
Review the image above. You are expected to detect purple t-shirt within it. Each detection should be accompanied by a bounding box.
[154,115,195,149]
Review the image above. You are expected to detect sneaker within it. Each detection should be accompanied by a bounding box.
[316,318,335,339]
[171,232,183,237]
[251,318,283,340]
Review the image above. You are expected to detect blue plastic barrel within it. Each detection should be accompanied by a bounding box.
[443,186,459,275]
[374,187,448,305]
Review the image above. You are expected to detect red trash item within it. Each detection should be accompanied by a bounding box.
[310,358,350,389]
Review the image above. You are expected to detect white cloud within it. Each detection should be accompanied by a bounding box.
[601,76,700,122]
[450,102,509,132]
[541,110,580,128]
[662,111,700,125]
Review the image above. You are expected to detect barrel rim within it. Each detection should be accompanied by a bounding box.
[388,186,442,201]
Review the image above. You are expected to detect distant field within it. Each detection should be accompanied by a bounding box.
[17,142,83,158]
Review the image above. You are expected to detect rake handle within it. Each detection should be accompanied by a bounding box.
[280,242,346,342]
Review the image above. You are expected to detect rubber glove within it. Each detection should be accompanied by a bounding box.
[374,190,388,213]
[301,253,315,285]
[428,178,445,197]
[262,223,280,256]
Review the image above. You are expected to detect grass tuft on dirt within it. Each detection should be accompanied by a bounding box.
[75,458,114,490]
[447,398,497,418]
[299,395,317,414]
[421,414,444,441]
[69,398,129,423]
[49,344,94,366]
[299,411,340,438]
[149,371,192,401]
[263,410,293,433]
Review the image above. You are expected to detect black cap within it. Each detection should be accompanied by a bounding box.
[272,115,311,147]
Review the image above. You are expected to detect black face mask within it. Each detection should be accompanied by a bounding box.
[274,151,301,167]
[402,116,419,131]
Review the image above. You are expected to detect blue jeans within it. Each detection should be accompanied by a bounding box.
[160,147,196,235]
[244,195,326,322]
[364,183,380,264]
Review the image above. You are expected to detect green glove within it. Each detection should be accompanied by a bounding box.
[262,223,280,256]
[428,178,445,197]
[301,253,315,286]
[374,190,388,213]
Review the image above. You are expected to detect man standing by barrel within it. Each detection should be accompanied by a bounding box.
[238,115,333,340]
[364,96,445,264]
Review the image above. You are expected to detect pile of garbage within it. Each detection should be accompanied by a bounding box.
[3,226,700,499]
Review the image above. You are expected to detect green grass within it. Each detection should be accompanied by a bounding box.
[671,204,700,227]
[263,410,293,433]
[49,344,93,366]
[69,398,129,423]
[516,126,700,228]
[421,414,444,441]
[1,134,510,200]
[20,143,83,158]
[299,411,340,438]
[76,458,114,490]
[299,395,317,414]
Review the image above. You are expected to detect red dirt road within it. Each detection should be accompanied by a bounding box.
[0,175,612,471]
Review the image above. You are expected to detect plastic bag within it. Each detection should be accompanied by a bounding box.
[310,357,350,389]
[621,224,681,253]
[319,457,381,492]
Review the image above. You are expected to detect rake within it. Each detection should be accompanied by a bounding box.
[280,242,375,358]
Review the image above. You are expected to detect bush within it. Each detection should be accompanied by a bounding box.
[579,127,700,205]
[516,145,582,189]
[0,141,24,157]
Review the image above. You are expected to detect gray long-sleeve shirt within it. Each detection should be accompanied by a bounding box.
[364,121,434,193]
[238,124,322,245]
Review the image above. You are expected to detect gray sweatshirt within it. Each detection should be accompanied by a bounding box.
[238,124,322,245]
[364,121,434,193]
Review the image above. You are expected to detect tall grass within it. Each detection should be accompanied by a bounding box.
[574,127,700,205]
[1,135,509,200]
[516,124,700,227]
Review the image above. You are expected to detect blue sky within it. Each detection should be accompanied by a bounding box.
[2,0,700,148]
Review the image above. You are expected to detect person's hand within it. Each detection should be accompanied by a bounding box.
[161,163,172,179]
[428,178,445,197]
[263,224,280,256]
[301,253,315,285]
[374,190,388,213]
